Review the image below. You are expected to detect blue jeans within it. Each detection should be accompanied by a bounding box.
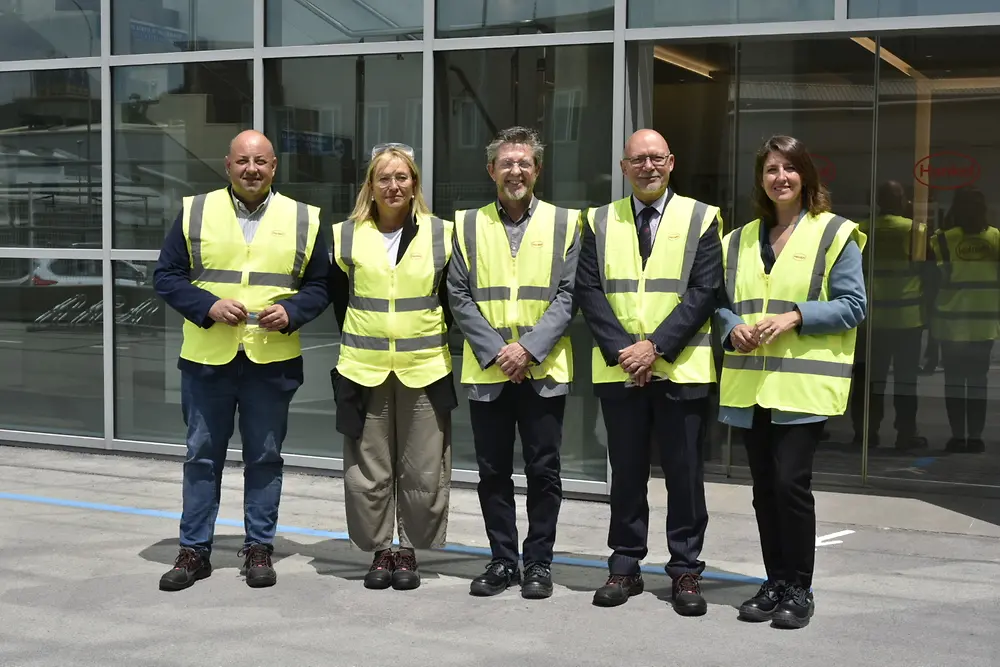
[178,353,301,554]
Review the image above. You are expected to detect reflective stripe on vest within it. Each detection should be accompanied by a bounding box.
[588,194,718,385]
[930,226,1000,342]
[333,214,453,388]
[720,213,867,416]
[179,188,320,366]
[456,200,577,385]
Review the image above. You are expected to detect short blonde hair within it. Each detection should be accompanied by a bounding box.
[348,148,431,222]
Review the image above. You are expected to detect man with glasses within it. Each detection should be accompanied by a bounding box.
[575,129,723,615]
[447,126,580,600]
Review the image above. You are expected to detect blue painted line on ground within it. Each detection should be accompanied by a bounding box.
[0,491,764,586]
[911,457,937,468]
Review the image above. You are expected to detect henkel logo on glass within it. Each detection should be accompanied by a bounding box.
[913,152,981,190]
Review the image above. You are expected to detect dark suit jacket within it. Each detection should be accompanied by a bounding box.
[574,191,723,400]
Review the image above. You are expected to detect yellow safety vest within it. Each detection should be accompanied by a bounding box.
[454,200,578,385]
[332,214,454,388]
[720,212,867,416]
[584,194,720,384]
[860,214,925,329]
[180,188,320,365]
[929,226,1000,342]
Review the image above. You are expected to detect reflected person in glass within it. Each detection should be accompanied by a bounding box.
[153,130,331,592]
[717,135,867,629]
[330,143,457,591]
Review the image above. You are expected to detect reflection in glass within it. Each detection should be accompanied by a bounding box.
[112,0,253,54]
[0,256,103,435]
[850,0,1000,18]
[112,62,253,249]
[434,45,612,482]
[0,0,100,60]
[266,0,422,46]
[628,0,833,27]
[264,54,422,226]
[436,0,613,37]
[0,69,101,248]
[114,260,342,454]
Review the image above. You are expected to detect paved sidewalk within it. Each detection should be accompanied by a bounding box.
[1,445,998,667]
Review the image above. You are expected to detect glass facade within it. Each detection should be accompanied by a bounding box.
[3,0,1000,497]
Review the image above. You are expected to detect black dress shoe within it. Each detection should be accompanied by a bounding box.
[772,585,815,629]
[967,438,985,453]
[671,572,708,616]
[469,559,520,596]
[392,549,420,591]
[239,543,277,588]
[364,549,395,590]
[738,580,786,622]
[159,547,212,591]
[592,573,644,607]
[521,563,553,600]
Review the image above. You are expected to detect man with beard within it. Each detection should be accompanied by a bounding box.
[153,130,330,591]
[448,126,580,600]
[575,129,723,615]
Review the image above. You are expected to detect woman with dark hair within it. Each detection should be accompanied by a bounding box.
[929,187,998,454]
[717,135,867,629]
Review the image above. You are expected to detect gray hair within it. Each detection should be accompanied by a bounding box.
[486,126,544,167]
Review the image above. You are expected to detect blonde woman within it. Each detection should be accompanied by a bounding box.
[329,143,456,590]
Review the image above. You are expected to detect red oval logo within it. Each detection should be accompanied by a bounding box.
[913,151,981,190]
[810,153,836,184]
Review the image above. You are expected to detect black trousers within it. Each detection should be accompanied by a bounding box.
[743,406,822,589]
[602,391,709,578]
[851,327,923,439]
[941,340,993,439]
[469,382,565,566]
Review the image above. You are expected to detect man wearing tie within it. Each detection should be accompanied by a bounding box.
[575,129,723,615]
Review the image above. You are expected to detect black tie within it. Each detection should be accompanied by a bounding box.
[637,207,654,266]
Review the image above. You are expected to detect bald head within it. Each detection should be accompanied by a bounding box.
[623,129,669,160]
[225,130,276,205]
[621,129,674,204]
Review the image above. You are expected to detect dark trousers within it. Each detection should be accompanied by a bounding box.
[469,383,565,566]
[179,353,300,554]
[851,327,922,439]
[602,391,709,579]
[941,340,994,439]
[743,406,821,589]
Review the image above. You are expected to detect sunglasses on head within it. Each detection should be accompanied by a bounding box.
[371,142,415,159]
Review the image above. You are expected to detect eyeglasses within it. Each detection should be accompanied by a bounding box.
[496,159,536,171]
[376,173,412,188]
[625,153,671,167]
[371,142,415,159]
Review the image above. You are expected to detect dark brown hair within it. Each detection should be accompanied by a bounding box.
[752,135,831,224]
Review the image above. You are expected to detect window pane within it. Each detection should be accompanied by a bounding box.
[628,0,834,27]
[0,69,101,249]
[112,62,253,249]
[112,0,253,54]
[0,256,103,436]
[437,0,613,37]
[850,0,1000,17]
[434,45,613,482]
[265,54,422,228]
[866,29,1000,487]
[266,0,422,46]
[0,0,100,60]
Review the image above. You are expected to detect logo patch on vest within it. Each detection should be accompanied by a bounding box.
[531,240,544,248]
[793,252,808,261]
[955,238,993,261]
[667,232,681,241]
[411,252,423,259]
[271,229,285,236]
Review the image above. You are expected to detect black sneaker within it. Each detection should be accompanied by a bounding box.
[239,543,276,588]
[772,584,815,629]
[392,549,420,591]
[592,573,644,607]
[159,547,212,591]
[671,572,708,616]
[521,562,553,600]
[364,549,395,590]
[469,559,520,597]
[738,580,786,622]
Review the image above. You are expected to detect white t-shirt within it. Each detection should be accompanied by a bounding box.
[382,227,404,264]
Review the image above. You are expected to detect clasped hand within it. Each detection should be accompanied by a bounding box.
[208,299,289,332]
[497,343,531,383]
[730,310,802,353]
[618,339,657,387]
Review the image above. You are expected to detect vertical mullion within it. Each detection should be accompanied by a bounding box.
[422,0,435,210]
[101,0,114,448]
[861,35,881,485]
[254,0,266,131]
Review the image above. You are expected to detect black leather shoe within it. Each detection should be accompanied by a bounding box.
[159,547,211,591]
[364,549,395,590]
[738,580,786,622]
[967,438,985,453]
[671,572,708,616]
[592,573,644,607]
[392,549,420,591]
[946,437,967,453]
[521,562,553,600]
[469,559,520,596]
[239,543,277,588]
[772,585,815,629]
